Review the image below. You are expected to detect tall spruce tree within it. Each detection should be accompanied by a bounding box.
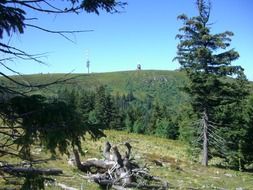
[174,0,248,166]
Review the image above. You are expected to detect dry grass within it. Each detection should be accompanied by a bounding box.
[1,130,253,189]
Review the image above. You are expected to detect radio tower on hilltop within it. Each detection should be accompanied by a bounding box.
[86,50,90,74]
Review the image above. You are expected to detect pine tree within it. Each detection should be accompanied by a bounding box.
[109,96,124,129]
[175,0,248,166]
[80,90,95,121]
[214,94,253,170]
[147,102,164,134]
[92,86,107,127]
[243,95,253,168]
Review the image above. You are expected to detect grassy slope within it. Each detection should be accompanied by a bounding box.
[0,131,253,190]
[2,130,252,189]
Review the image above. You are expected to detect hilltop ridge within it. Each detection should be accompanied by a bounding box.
[6,70,188,109]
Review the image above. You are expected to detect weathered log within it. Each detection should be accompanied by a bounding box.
[73,148,88,172]
[82,159,115,171]
[116,182,168,190]
[1,166,63,176]
[123,142,132,159]
[103,141,112,160]
[56,183,78,190]
[73,148,114,173]
[152,159,164,166]
[87,164,168,189]
[75,141,169,189]
[111,146,123,167]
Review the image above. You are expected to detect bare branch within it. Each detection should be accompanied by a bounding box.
[25,23,93,43]
[0,42,46,64]
[0,61,23,75]
[0,150,20,157]
[6,0,81,14]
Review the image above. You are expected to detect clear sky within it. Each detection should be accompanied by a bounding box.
[2,0,253,80]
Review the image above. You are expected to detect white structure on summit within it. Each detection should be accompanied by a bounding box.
[137,64,141,70]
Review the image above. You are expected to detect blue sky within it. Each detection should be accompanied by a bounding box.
[2,0,253,80]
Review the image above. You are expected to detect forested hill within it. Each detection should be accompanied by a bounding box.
[4,69,253,112]
[10,70,190,110]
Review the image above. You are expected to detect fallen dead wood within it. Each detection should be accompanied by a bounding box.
[73,141,169,190]
[1,165,63,176]
[73,149,114,173]
[113,183,168,190]
[56,183,78,190]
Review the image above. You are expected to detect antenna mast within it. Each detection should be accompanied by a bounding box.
[86,50,90,74]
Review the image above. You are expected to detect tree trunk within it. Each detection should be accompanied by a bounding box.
[73,148,90,172]
[202,109,209,166]
[238,140,244,171]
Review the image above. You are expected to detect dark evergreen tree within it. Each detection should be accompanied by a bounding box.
[243,95,253,169]
[147,102,164,134]
[125,103,144,133]
[109,96,124,129]
[0,1,126,188]
[80,90,95,121]
[126,91,135,102]
[155,118,179,140]
[104,93,114,128]
[91,86,107,127]
[92,86,123,129]
[125,113,134,132]
[121,94,128,110]
[174,0,249,166]
[1,94,105,188]
[213,94,253,170]
[132,119,145,134]
[177,103,202,159]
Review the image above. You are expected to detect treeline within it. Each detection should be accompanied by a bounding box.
[55,85,253,171]
[57,85,179,139]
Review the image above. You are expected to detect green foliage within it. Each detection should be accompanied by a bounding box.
[82,0,127,15]
[2,93,104,157]
[132,119,145,134]
[1,70,253,172]
[93,86,107,128]
[0,2,25,38]
[175,0,249,167]
[178,104,198,142]
[147,102,165,134]
[155,119,179,139]
[175,0,247,111]
[212,95,253,170]
[125,113,134,132]
[21,174,45,190]
[80,90,95,120]
[90,86,124,129]
[55,83,181,139]
[0,0,126,39]
[0,90,106,189]
[0,1,127,189]
[176,103,202,160]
